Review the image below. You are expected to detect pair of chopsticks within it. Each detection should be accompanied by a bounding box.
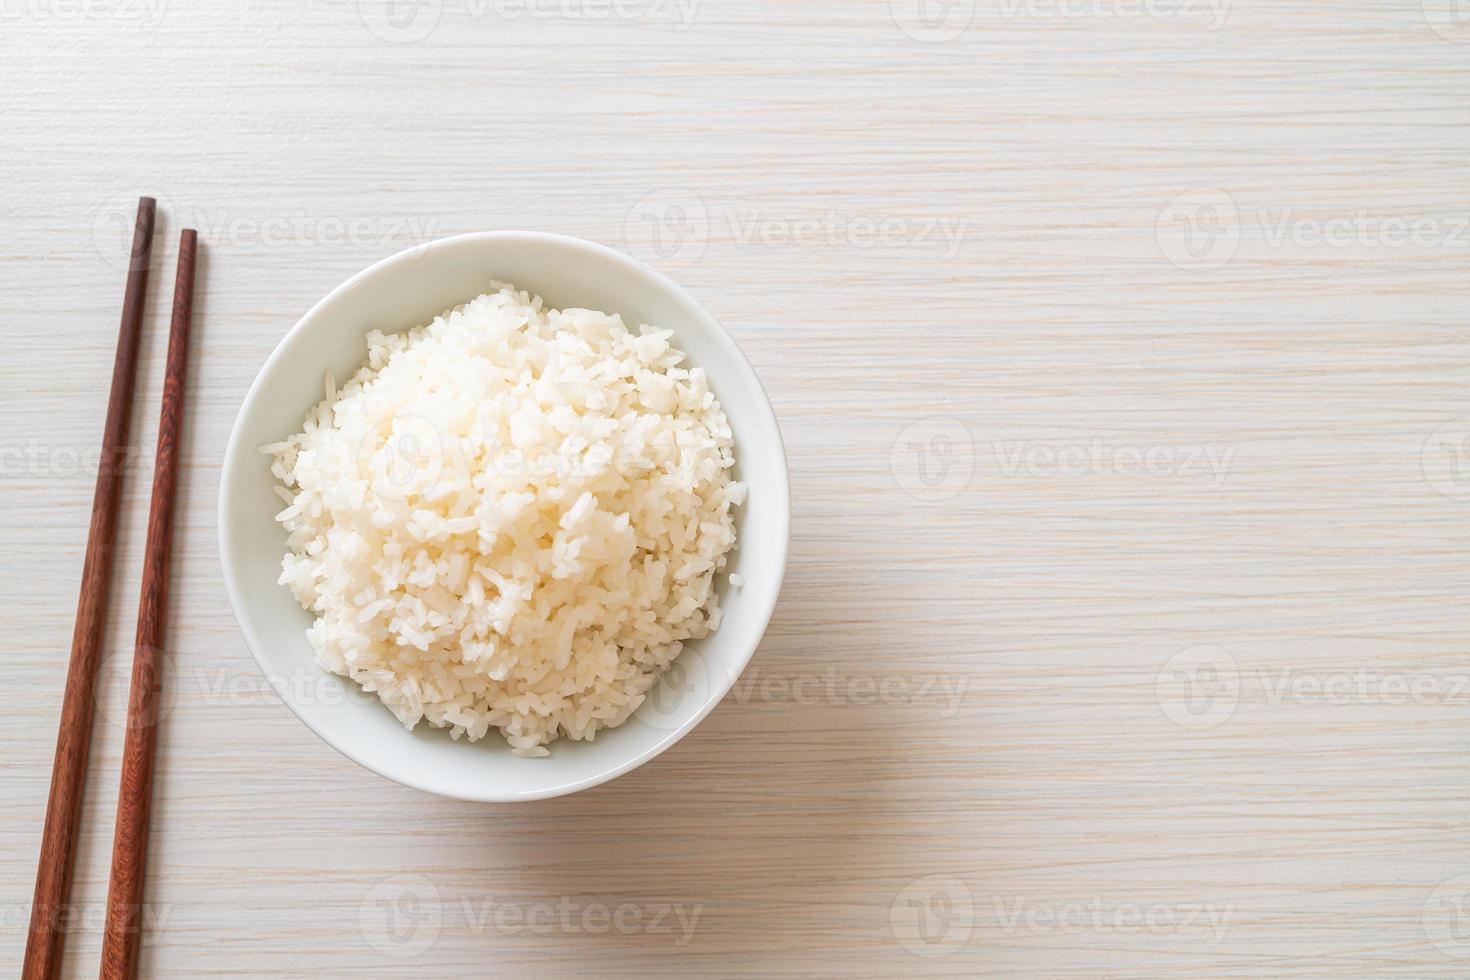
[24,197,197,980]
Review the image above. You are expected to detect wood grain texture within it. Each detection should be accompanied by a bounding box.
[3,2,1470,977]
[100,229,195,980]
[22,197,154,980]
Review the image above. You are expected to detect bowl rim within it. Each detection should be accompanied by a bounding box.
[218,230,790,802]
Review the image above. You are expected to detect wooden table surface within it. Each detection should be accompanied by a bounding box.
[4,1,1469,976]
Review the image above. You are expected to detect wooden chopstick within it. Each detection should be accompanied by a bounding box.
[24,196,156,980]
[99,228,197,980]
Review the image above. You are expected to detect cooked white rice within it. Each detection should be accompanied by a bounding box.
[264,283,741,756]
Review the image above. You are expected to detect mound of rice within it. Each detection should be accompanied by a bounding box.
[264,283,742,756]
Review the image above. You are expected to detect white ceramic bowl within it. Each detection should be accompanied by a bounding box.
[219,232,789,802]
